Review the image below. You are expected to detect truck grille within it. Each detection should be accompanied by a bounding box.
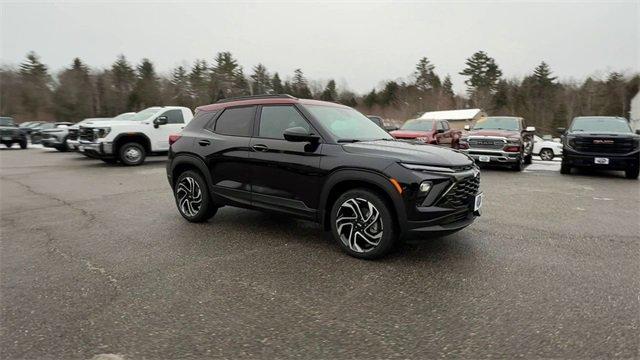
[573,137,636,154]
[68,129,78,140]
[439,174,481,208]
[1,129,16,136]
[79,127,96,142]
[468,137,505,150]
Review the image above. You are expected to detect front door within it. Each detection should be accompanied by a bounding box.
[248,105,323,219]
[154,109,186,151]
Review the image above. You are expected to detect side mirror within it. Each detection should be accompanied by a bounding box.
[525,126,536,132]
[153,116,168,128]
[556,127,566,134]
[464,125,471,131]
[635,129,640,135]
[283,127,319,142]
[436,129,445,134]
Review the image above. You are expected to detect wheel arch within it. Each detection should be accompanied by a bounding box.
[113,133,152,155]
[318,169,407,233]
[169,153,213,191]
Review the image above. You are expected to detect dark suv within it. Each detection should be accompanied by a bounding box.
[560,116,640,179]
[0,117,28,149]
[167,95,482,259]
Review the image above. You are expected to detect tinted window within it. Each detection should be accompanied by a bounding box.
[215,106,255,137]
[442,121,450,130]
[401,119,434,131]
[436,121,445,130]
[259,106,309,139]
[570,117,632,133]
[163,109,184,124]
[186,110,218,130]
[473,117,521,131]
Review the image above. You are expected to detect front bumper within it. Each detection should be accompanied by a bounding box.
[563,149,639,170]
[461,149,520,164]
[41,138,64,148]
[405,204,480,240]
[67,139,79,150]
[78,140,114,158]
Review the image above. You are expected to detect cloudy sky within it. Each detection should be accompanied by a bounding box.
[1,1,638,94]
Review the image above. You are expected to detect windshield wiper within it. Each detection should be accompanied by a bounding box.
[337,139,361,143]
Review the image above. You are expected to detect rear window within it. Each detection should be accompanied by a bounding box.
[214,106,256,137]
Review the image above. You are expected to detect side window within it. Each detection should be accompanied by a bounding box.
[163,109,184,124]
[214,106,256,137]
[442,121,450,130]
[258,105,310,139]
[436,121,445,130]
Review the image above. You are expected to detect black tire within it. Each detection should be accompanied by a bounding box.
[57,137,69,152]
[511,155,524,171]
[560,161,571,174]
[1,142,12,148]
[19,139,27,149]
[524,153,533,165]
[625,166,639,179]
[330,188,396,259]
[101,158,118,164]
[539,148,554,161]
[174,170,217,222]
[118,142,146,166]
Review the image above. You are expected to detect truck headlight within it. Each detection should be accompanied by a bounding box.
[94,127,111,138]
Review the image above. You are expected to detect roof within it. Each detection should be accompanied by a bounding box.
[197,97,348,112]
[419,109,485,121]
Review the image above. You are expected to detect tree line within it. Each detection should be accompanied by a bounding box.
[1,50,637,133]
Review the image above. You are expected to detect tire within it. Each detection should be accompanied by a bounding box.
[57,138,69,152]
[524,153,533,165]
[560,161,571,174]
[539,148,554,161]
[1,142,12,148]
[101,158,118,164]
[118,142,146,166]
[511,155,524,171]
[330,188,396,259]
[174,170,217,222]
[625,166,639,179]
[19,139,27,149]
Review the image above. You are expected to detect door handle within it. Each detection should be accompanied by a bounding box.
[252,144,269,152]
[198,140,211,146]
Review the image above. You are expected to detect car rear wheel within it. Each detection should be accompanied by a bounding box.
[625,166,639,179]
[560,161,571,174]
[511,155,524,171]
[118,142,146,166]
[539,148,554,161]
[330,189,396,259]
[174,170,217,222]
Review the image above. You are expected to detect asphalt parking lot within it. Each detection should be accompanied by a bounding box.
[1,147,638,359]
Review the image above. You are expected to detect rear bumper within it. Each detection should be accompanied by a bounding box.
[563,151,639,170]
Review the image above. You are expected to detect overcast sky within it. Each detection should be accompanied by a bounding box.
[1,1,638,95]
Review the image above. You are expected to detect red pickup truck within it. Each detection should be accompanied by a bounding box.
[390,119,462,148]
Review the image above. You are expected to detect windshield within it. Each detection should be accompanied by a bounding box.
[113,112,136,121]
[0,118,15,126]
[473,117,521,131]
[128,107,161,121]
[401,119,434,131]
[570,117,631,133]
[304,105,392,142]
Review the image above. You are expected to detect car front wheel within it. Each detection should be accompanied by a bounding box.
[625,166,639,179]
[330,189,396,259]
[174,170,217,222]
[118,142,146,166]
[539,148,554,161]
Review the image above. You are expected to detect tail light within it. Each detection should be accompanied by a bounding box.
[503,145,521,152]
[168,134,182,146]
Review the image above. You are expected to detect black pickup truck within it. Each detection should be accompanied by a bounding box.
[559,116,640,179]
[0,117,28,149]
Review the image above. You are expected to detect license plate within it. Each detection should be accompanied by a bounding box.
[474,193,484,211]
[78,146,84,152]
[594,157,609,165]
[478,155,490,163]
[1,136,11,141]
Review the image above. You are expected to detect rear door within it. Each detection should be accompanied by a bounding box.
[197,106,256,207]
[248,104,323,219]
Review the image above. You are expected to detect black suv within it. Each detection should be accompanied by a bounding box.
[0,117,28,149]
[167,95,482,259]
[559,116,640,179]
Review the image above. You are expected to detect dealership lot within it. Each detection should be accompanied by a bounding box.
[0,148,638,359]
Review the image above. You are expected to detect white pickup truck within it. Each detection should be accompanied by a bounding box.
[78,106,193,165]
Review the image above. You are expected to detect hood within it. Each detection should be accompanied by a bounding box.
[81,120,143,128]
[390,129,434,138]
[43,127,68,133]
[567,131,638,139]
[466,129,520,139]
[342,140,473,167]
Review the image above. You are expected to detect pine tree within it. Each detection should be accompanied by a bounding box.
[320,79,338,102]
[459,51,503,92]
[168,65,191,107]
[414,57,441,91]
[363,89,378,108]
[130,58,161,109]
[379,81,400,106]
[250,64,272,95]
[212,52,247,98]
[53,57,94,121]
[533,61,557,87]
[18,51,53,117]
[110,55,136,113]
[272,73,284,94]
[291,69,312,98]
[442,75,454,98]
[189,59,211,105]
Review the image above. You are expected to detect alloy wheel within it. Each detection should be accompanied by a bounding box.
[540,149,553,161]
[335,198,383,253]
[124,147,142,162]
[176,176,203,217]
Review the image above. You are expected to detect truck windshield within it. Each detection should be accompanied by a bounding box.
[128,107,161,121]
[401,119,434,131]
[0,118,15,126]
[473,117,520,131]
[570,117,631,133]
[304,105,392,142]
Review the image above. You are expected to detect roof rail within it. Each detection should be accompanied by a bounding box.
[215,94,297,104]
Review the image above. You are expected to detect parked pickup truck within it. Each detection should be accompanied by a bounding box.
[390,119,461,148]
[459,116,535,171]
[0,117,28,149]
[559,116,640,179]
[78,106,193,165]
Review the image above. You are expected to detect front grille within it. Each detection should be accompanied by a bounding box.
[68,129,78,140]
[1,129,16,136]
[41,133,53,140]
[439,174,481,208]
[79,127,96,142]
[573,137,635,154]
[468,137,505,150]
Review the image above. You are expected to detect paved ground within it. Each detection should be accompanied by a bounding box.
[1,147,638,359]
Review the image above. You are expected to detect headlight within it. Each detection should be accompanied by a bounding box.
[93,127,111,138]
[506,138,521,145]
